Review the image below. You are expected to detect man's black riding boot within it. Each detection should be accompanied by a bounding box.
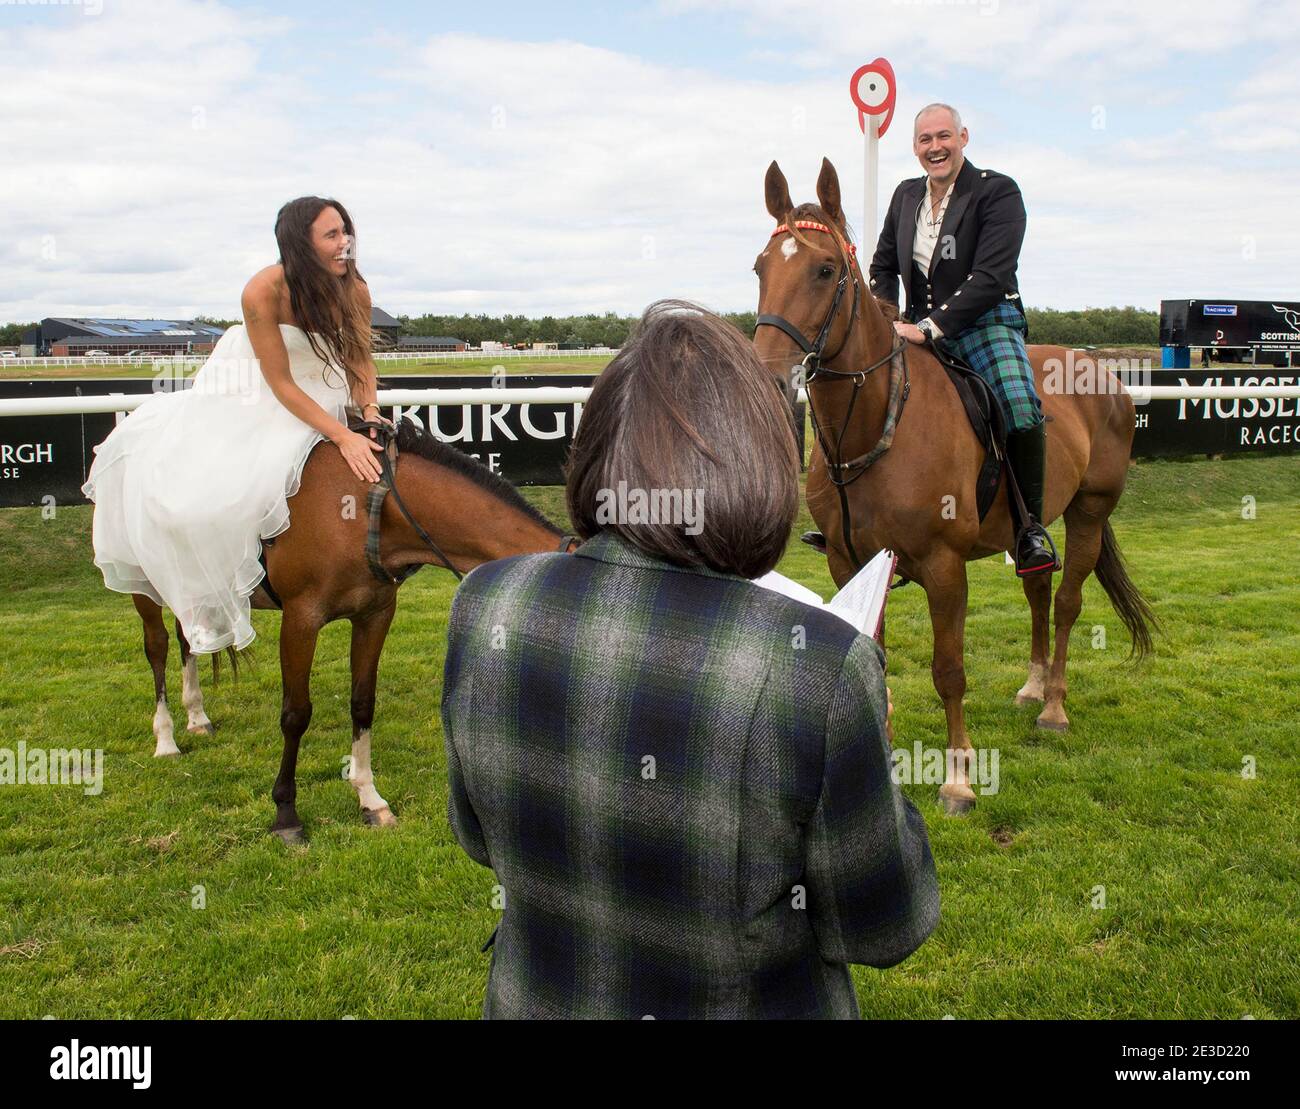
[1004,423,1060,576]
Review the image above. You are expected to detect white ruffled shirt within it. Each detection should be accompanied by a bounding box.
[912,179,956,336]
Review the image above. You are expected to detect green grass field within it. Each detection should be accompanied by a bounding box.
[0,455,1297,1018]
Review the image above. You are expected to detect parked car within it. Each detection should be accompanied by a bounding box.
[0,351,16,359]
[83,350,109,357]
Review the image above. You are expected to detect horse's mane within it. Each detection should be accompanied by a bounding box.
[394,417,563,535]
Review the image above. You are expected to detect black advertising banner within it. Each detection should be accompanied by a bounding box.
[0,374,604,508]
[1132,369,1300,457]
[0,379,161,509]
[0,369,1289,509]
[383,373,597,487]
[1159,299,1300,352]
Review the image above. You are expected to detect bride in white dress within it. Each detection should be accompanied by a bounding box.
[82,197,389,653]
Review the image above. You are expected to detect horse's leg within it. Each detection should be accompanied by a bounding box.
[347,602,399,828]
[175,619,215,737]
[825,546,857,591]
[132,594,178,757]
[922,551,976,815]
[1038,496,1109,731]
[272,604,320,843]
[1015,572,1052,705]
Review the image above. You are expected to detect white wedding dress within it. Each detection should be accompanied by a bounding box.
[82,324,351,653]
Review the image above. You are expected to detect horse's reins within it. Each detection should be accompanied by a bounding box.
[354,419,461,583]
[753,220,910,571]
[353,419,576,587]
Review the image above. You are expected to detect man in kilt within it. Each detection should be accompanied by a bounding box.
[869,102,1059,576]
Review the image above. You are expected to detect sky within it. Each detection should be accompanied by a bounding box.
[2,0,1298,323]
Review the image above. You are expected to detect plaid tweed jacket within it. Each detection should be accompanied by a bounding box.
[441,529,940,1020]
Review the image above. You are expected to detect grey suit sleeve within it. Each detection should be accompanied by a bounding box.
[804,635,940,968]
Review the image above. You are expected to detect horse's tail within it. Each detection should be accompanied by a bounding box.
[210,645,252,686]
[1094,520,1158,658]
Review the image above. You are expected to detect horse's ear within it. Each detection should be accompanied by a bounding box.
[765,161,792,222]
[816,157,844,226]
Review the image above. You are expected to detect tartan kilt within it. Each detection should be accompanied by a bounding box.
[937,300,1043,431]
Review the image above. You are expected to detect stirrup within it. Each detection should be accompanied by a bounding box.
[800,531,827,552]
[1014,523,1060,577]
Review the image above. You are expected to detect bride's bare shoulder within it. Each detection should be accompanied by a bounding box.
[241,265,287,323]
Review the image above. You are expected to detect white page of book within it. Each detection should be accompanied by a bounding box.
[750,548,897,640]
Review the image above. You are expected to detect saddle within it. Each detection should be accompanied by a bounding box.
[256,416,453,611]
[925,341,1007,523]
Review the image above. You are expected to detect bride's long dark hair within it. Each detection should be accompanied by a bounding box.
[274,196,371,394]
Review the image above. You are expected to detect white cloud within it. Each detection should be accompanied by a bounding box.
[1,0,1298,325]
[665,0,1286,75]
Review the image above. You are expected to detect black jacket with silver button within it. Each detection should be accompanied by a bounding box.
[867,159,1026,339]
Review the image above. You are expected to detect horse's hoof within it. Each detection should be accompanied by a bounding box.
[939,790,976,816]
[1015,690,1044,706]
[362,806,398,828]
[272,825,306,845]
[154,749,182,759]
[187,722,216,736]
[1036,712,1069,732]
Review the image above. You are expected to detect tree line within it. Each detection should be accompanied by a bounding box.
[399,307,1160,348]
[1,306,1160,350]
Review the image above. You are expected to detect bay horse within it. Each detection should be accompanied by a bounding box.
[131,418,574,842]
[753,158,1157,814]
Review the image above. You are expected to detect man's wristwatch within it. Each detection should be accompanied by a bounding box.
[916,318,937,340]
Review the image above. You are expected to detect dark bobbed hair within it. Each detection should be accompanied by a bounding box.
[273,196,371,394]
[565,300,799,578]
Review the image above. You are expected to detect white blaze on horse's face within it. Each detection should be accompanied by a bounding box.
[781,237,799,260]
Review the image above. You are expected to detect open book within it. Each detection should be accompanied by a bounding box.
[751,548,899,643]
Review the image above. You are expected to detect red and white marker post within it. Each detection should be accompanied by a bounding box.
[849,58,897,253]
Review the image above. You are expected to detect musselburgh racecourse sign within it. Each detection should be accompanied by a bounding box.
[0,367,1297,508]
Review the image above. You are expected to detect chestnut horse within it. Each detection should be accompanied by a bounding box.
[132,418,573,842]
[753,159,1156,814]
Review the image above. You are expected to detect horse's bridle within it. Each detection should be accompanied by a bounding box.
[753,219,909,571]
[353,419,576,586]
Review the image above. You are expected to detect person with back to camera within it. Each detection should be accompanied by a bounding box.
[440,301,940,1019]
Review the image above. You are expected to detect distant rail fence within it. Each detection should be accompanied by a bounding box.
[0,347,617,371]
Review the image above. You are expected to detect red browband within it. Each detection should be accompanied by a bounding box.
[770,220,857,258]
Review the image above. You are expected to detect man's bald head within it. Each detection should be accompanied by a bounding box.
[914,103,962,136]
[913,103,968,189]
